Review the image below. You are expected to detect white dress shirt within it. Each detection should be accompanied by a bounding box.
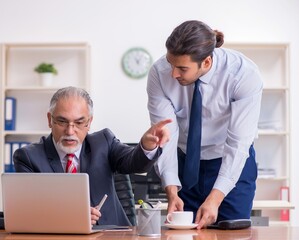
[147,47,263,196]
[52,138,82,172]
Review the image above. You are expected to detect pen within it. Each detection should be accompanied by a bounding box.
[138,199,153,209]
[96,194,108,210]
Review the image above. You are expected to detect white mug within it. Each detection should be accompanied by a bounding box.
[166,211,193,225]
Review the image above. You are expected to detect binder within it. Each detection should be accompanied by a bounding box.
[12,142,20,158]
[4,141,30,172]
[4,143,11,166]
[280,186,290,221]
[5,97,17,130]
[4,142,14,172]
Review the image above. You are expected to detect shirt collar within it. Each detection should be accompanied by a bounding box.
[199,50,217,85]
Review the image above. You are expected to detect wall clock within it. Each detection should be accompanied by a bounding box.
[121,47,152,79]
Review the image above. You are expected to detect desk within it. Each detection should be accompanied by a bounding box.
[1,226,299,240]
[141,200,295,226]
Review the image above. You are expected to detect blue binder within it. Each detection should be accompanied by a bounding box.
[5,97,16,130]
[4,141,30,172]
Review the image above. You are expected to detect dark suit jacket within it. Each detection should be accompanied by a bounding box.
[13,128,162,226]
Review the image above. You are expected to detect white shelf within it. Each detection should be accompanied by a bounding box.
[264,87,289,90]
[225,43,291,224]
[144,200,295,211]
[252,200,294,210]
[0,42,91,209]
[258,130,288,135]
[4,131,51,136]
[3,43,90,89]
[268,221,291,226]
[5,86,64,91]
[257,176,288,181]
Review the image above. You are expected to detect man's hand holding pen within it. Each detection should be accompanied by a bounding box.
[90,194,108,225]
[90,207,101,225]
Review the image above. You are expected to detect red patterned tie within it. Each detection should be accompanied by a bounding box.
[66,154,77,173]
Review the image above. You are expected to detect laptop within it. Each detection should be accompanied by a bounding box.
[1,173,127,234]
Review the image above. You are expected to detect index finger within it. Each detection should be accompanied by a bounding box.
[197,217,207,229]
[155,119,172,129]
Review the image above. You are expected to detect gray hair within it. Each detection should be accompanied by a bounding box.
[49,86,93,116]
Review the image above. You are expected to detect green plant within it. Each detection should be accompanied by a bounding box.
[34,63,58,75]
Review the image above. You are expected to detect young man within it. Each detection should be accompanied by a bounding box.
[14,86,171,226]
[147,20,263,229]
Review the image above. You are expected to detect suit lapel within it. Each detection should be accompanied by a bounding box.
[79,140,91,173]
[44,135,64,173]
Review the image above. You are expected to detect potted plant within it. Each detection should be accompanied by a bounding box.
[34,62,58,86]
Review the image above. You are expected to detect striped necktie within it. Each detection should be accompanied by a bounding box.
[183,79,202,189]
[66,154,77,173]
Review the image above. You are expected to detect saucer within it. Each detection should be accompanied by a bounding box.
[165,223,198,230]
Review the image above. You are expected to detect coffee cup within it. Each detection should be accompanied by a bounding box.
[166,211,193,225]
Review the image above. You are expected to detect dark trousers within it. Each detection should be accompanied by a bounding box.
[178,145,257,222]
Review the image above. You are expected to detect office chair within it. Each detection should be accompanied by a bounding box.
[113,173,137,226]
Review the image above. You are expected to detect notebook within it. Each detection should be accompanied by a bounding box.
[1,173,129,234]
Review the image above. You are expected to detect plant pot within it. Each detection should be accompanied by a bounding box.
[39,73,54,87]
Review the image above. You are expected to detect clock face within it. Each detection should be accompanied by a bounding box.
[121,48,152,79]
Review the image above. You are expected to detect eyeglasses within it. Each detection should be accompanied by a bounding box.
[51,115,90,130]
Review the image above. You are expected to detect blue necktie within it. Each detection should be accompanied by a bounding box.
[183,79,202,189]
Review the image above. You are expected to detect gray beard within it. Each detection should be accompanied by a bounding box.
[57,140,82,154]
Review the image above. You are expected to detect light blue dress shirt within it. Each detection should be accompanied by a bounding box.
[147,47,263,196]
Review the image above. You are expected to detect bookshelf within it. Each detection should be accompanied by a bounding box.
[0,42,90,208]
[224,43,291,224]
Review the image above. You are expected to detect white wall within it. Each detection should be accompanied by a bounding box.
[1,0,299,225]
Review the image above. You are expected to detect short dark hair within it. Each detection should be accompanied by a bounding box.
[166,20,224,64]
